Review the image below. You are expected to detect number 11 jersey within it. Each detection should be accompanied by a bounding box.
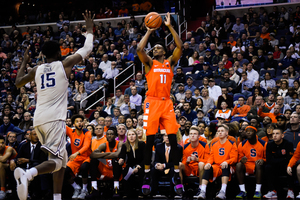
[145,59,173,98]
[34,61,68,127]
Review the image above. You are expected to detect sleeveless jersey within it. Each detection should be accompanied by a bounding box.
[34,61,68,127]
[145,59,173,98]
[105,140,119,169]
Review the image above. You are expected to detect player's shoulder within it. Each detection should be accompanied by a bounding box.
[227,139,235,145]
[199,140,207,148]
[241,139,248,147]
[184,142,191,150]
[257,138,266,146]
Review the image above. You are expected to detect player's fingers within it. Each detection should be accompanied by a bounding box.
[82,13,87,20]
[91,13,95,20]
[25,45,30,54]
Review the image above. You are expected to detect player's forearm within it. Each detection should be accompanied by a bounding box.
[137,31,152,52]
[167,25,183,50]
[90,152,111,159]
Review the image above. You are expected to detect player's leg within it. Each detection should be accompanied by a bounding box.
[193,162,205,198]
[0,163,8,199]
[64,162,81,199]
[253,162,263,198]
[142,134,155,195]
[215,167,230,199]
[52,150,67,200]
[197,167,213,199]
[86,158,100,199]
[235,162,247,198]
[179,163,185,183]
[112,158,123,196]
[77,162,90,199]
[263,164,278,199]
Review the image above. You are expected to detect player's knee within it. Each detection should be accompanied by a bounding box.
[48,154,63,172]
[179,163,185,170]
[198,162,205,170]
[0,162,3,169]
[297,165,300,174]
[255,162,262,170]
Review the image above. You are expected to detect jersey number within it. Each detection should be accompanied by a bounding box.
[160,74,166,84]
[219,148,225,156]
[41,72,56,89]
[250,149,256,157]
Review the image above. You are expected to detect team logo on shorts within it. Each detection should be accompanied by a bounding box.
[281,149,286,155]
[146,102,150,108]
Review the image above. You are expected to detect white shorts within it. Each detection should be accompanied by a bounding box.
[35,120,67,161]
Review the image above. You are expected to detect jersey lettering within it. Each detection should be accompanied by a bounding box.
[74,139,80,146]
[192,152,199,158]
[219,148,225,156]
[250,149,256,157]
[41,72,56,89]
[107,159,112,167]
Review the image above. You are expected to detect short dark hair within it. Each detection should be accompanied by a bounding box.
[71,114,85,125]
[107,127,117,136]
[42,41,60,58]
[154,41,167,53]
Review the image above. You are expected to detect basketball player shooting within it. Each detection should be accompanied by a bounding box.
[137,12,183,195]
[14,11,94,200]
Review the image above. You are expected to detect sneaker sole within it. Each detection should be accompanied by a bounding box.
[14,168,28,200]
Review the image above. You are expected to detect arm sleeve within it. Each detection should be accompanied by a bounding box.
[199,144,210,163]
[238,143,244,162]
[226,143,238,165]
[78,131,92,155]
[75,33,93,59]
[288,142,300,168]
[231,106,237,116]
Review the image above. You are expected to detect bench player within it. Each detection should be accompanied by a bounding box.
[14,11,94,200]
[137,12,183,195]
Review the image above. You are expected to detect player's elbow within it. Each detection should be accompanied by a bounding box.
[137,45,143,52]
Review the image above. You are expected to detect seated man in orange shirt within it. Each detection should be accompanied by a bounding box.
[180,126,210,198]
[231,96,251,122]
[227,35,236,48]
[60,42,71,58]
[196,124,238,200]
[257,104,282,123]
[260,27,270,40]
[91,124,107,151]
[235,126,267,199]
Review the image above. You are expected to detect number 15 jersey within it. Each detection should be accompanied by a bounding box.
[146,59,173,98]
[34,61,68,127]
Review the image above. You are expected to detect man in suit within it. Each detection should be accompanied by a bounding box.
[89,61,103,78]
[10,130,48,199]
[152,132,183,197]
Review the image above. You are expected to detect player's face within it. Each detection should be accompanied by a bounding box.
[74,118,83,131]
[106,130,115,142]
[217,127,228,139]
[272,129,283,142]
[127,131,137,143]
[189,130,200,142]
[95,126,104,137]
[153,45,165,57]
[246,128,256,139]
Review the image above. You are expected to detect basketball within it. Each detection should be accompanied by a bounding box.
[144,12,162,29]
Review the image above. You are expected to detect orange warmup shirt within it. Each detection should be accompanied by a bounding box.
[231,105,251,117]
[257,107,281,123]
[260,33,270,40]
[91,136,107,151]
[60,47,71,56]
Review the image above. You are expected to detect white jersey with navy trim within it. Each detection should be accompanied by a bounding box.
[34,61,68,127]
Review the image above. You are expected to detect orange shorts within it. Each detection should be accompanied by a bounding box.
[67,157,90,176]
[209,164,232,182]
[98,161,114,180]
[184,162,199,177]
[143,97,180,136]
[244,162,256,175]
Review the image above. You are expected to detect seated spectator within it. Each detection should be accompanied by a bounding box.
[231,96,251,122]
[211,49,222,67]
[104,116,113,133]
[175,83,185,102]
[120,94,136,116]
[135,72,146,89]
[10,130,48,199]
[196,62,213,80]
[232,39,245,54]
[98,54,111,73]
[192,108,210,126]
[89,61,103,78]
[215,101,231,121]
[258,104,282,123]
[151,131,182,196]
[103,97,115,116]
[260,72,276,93]
[88,127,122,198]
[116,124,127,143]
[284,112,300,151]
[182,43,194,59]
[18,112,33,132]
[278,79,288,97]
[6,131,19,151]
[214,62,226,78]
[201,88,215,116]
[73,84,87,113]
[185,77,196,95]
[236,72,254,99]
[115,129,145,198]
[204,49,212,64]
[112,88,124,108]
[189,51,200,66]
[130,86,142,112]
[228,67,239,84]
[208,78,221,102]
[182,102,197,122]
[278,50,296,69]
[222,54,232,69]
[0,116,23,138]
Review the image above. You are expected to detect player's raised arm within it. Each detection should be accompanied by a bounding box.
[137,27,155,73]
[165,12,183,69]
[15,45,37,88]
[62,10,94,78]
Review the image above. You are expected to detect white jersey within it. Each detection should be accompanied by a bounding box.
[34,61,68,127]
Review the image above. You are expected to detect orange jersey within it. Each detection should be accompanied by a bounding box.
[288,142,300,168]
[264,102,275,110]
[1,146,17,163]
[208,139,238,166]
[91,136,107,151]
[60,47,71,56]
[146,59,173,98]
[103,141,119,170]
[238,137,267,163]
[66,126,92,160]
[183,141,210,166]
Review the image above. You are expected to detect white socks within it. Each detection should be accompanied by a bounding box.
[221,184,227,193]
[201,184,207,193]
[53,193,61,200]
[29,168,38,180]
[92,181,98,190]
[256,184,261,192]
[174,169,180,173]
[71,182,81,190]
[82,183,87,191]
[239,184,245,192]
[145,169,150,173]
[114,181,119,189]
